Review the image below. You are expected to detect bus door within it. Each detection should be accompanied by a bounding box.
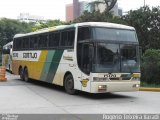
[77,43,92,92]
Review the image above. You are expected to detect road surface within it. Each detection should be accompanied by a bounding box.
[0,72,159,114]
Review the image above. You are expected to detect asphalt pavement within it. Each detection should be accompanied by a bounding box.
[0,72,159,114]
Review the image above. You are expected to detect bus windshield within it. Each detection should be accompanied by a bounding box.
[77,27,140,73]
[93,43,140,73]
[92,27,137,42]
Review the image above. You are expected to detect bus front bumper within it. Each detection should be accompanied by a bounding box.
[90,81,140,93]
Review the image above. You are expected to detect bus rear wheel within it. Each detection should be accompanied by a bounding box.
[64,74,76,95]
[19,67,24,81]
[24,68,29,82]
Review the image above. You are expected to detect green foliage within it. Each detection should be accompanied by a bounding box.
[32,20,65,31]
[0,18,33,49]
[0,51,1,66]
[74,11,127,25]
[124,6,160,52]
[141,49,160,85]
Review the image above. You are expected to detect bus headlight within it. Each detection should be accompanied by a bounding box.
[133,84,140,88]
[98,85,107,92]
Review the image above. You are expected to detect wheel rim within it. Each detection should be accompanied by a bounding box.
[66,78,73,90]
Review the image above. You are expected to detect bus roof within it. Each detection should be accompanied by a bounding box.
[14,22,135,38]
[76,22,135,30]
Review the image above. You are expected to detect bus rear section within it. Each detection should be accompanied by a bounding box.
[2,41,13,72]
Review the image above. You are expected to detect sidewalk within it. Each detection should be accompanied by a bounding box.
[139,87,160,92]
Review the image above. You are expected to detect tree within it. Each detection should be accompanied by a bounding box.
[73,10,127,25]
[32,20,65,31]
[0,18,33,49]
[88,0,117,13]
[141,49,160,85]
[123,6,160,52]
[104,0,117,12]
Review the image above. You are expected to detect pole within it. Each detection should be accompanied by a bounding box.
[144,0,146,7]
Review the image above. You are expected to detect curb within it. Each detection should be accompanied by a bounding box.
[139,87,160,92]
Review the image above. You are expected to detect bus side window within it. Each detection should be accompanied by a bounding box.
[48,32,60,48]
[23,37,29,49]
[68,30,75,46]
[16,38,22,50]
[39,34,48,48]
[78,27,90,41]
[30,36,38,49]
[54,33,60,47]
[61,31,68,47]
[49,33,55,47]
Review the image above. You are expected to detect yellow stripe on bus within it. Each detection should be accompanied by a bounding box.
[12,50,48,80]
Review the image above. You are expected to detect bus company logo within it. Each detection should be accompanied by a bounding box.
[81,79,89,87]
[23,53,37,59]
[104,74,116,78]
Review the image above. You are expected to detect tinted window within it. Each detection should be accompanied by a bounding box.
[30,36,38,49]
[49,32,60,47]
[68,30,75,46]
[61,29,75,47]
[22,37,29,49]
[92,27,137,42]
[16,38,22,50]
[61,31,68,46]
[78,27,90,41]
[39,34,48,48]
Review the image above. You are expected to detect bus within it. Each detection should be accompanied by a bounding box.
[2,41,13,72]
[12,22,140,94]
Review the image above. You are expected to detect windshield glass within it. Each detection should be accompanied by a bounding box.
[93,43,140,73]
[92,27,137,42]
[93,43,120,73]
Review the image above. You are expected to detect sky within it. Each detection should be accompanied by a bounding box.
[0,0,159,21]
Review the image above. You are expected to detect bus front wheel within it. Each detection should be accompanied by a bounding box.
[64,74,77,95]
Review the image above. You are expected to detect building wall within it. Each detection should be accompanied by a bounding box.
[17,13,47,23]
[65,0,123,22]
[73,0,79,19]
[66,4,74,22]
[79,1,88,15]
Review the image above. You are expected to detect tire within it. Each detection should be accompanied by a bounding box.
[64,74,77,95]
[23,68,29,82]
[19,67,24,81]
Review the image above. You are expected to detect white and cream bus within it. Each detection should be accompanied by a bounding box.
[12,22,140,94]
[2,41,13,72]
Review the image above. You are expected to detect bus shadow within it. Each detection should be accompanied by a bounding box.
[25,79,135,100]
[78,91,135,100]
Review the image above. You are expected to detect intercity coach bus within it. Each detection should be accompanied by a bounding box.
[2,41,13,72]
[12,22,140,94]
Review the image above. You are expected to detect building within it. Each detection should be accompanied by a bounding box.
[17,13,47,23]
[66,0,88,22]
[66,0,123,22]
[66,4,74,22]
